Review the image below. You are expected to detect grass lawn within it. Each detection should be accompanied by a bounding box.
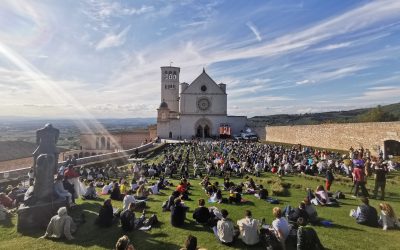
[1,161,400,249]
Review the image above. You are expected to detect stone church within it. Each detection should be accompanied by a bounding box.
[157,66,247,139]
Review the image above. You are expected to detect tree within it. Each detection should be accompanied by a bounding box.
[357,105,398,122]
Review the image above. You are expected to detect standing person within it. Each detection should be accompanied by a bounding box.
[378,202,400,230]
[325,168,334,191]
[237,210,260,246]
[373,163,388,200]
[352,165,369,197]
[296,217,324,250]
[271,207,290,250]
[214,209,236,246]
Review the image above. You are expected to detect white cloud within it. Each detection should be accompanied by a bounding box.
[246,22,262,41]
[351,86,400,101]
[95,26,130,50]
[314,42,352,51]
[296,79,314,85]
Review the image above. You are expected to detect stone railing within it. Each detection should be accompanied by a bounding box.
[0,142,159,181]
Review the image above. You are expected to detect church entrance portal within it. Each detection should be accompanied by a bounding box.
[194,119,212,139]
[384,140,400,158]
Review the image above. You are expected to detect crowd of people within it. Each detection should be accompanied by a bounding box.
[1,140,399,249]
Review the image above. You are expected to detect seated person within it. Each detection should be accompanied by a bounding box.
[200,176,211,189]
[54,175,74,206]
[0,192,15,209]
[115,235,136,250]
[96,199,118,227]
[82,182,97,200]
[163,191,180,212]
[228,189,241,204]
[192,198,211,224]
[304,198,319,224]
[237,210,260,246]
[120,203,145,231]
[288,202,309,224]
[41,207,76,240]
[255,185,268,199]
[378,202,400,230]
[0,203,11,222]
[210,189,223,203]
[123,190,146,212]
[171,198,188,227]
[296,217,324,250]
[180,235,207,250]
[214,209,236,245]
[110,183,122,201]
[135,184,149,200]
[63,177,76,203]
[310,186,337,206]
[148,182,160,195]
[177,181,189,200]
[101,181,113,195]
[120,180,129,196]
[272,207,290,249]
[131,179,139,191]
[350,197,379,227]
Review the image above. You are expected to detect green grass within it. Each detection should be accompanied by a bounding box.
[1,169,400,249]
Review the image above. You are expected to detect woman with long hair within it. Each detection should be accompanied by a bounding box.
[379,202,400,230]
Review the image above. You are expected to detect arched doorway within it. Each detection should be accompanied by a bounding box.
[196,125,203,138]
[204,125,210,138]
[384,140,400,159]
[169,131,172,139]
[194,118,212,139]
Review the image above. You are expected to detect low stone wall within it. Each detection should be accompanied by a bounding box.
[264,121,400,156]
[0,142,159,181]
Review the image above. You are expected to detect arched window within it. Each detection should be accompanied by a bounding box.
[169,74,172,79]
[100,136,106,149]
[173,71,177,79]
[169,132,173,139]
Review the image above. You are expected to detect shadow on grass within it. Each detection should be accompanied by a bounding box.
[0,219,14,228]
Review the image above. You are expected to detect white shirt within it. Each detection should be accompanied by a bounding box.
[217,218,235,243]
[122,195,137,212]
[272,217,290,241]
[237,217,260,245]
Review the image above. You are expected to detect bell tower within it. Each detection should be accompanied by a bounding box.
[160,66,180,114]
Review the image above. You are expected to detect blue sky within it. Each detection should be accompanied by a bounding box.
[0,0,399,118]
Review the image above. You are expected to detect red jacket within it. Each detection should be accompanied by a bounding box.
[353,167,365,182]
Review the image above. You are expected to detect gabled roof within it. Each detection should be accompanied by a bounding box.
[181,69,225,95]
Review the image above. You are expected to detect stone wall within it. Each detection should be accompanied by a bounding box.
[263,122,400,156]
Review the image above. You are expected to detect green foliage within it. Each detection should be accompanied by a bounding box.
[357,105,398,122]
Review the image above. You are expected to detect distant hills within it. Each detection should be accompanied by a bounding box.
[249,102,400,126]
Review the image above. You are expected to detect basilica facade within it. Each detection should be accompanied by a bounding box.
[157,66,247,139]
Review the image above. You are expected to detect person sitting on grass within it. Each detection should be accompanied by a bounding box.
[350,197,379,227]
[135,184,149,200]
[171,198,189,227]
[41,207,76,240]
[237,210,261,246]
[255,185,268,200]
[148,182,160,195]
[177,180,189,200]
[271,207,290,249]
[115,235,136,250]
[180,235,207,250]
[213,209,237,246]
[123,190,146,212]
[54,175,74,206]
[110,182,122,201]
[120,203,146,232]
[82,182,97,200]
[288,202,309,225]
[101,181,113,195]
[228,189,242,204]
[296,217,324,250]
[192,198,211,224]
[120,180,129,196]
[378,202,400,230]
[303,198,319,224]
[96,199,118,227]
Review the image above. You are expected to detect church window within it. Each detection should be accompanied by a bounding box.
[169,74,172,79]
[201,85,207,92]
